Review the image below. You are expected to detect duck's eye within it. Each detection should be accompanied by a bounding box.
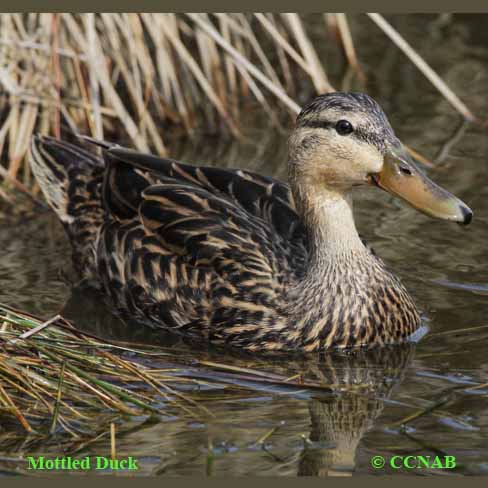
[335,119,354,135]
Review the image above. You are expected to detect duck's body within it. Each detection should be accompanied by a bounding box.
[30,92,471,352]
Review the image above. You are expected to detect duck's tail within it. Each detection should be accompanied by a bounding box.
[30,135,105,279]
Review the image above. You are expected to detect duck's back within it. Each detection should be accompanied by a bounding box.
[30,137,309,344]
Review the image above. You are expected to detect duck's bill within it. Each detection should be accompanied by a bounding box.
[369,143,472,225]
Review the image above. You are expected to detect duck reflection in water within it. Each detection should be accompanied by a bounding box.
[296,345,413,476]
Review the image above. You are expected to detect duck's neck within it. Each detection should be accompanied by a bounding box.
[293,184,367,267]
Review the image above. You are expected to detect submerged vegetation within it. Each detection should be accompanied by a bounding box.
[0,304,211,433]
[0,13,477,205]
[0,302,346,465]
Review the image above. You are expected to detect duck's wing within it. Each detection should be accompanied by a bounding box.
[101,145,308,267]
[103,146,303,236]
[96,145,308,338]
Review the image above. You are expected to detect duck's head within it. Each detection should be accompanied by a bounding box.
[289,92,472,225]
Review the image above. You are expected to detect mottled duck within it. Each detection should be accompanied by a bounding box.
[30,92,472,352]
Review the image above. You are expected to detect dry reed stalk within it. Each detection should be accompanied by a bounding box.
[159,16,240,137]
[49,361,66,434]
[84,13,103,139]
[195,15,229,131]
[367,13,477,123]
[141,14,189,128]
[217,15,239,119]
[335,14,366,83]
[186,13,301,115]
[51,14,62,138]
[263,15,296,94]
[233,62,283,129]
[0,384,33,433]
[110,423,116,460]
[281,13,334,94]
[100,14,167,154]
[254,13,312,76]
[235,14,284,91]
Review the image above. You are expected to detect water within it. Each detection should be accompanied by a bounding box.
[1,14,488,476]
